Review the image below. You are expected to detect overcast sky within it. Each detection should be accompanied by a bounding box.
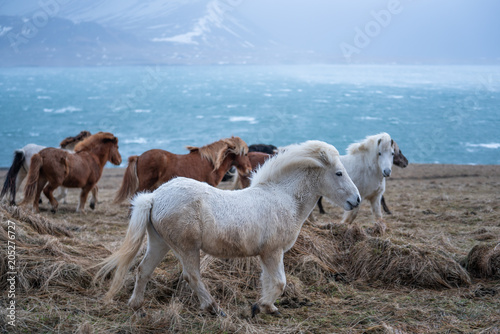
[1,0,499,63]
[238,0,500,62]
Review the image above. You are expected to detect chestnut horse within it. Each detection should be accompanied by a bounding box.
[22,132,122,213]
[114,136,252,204]
[1,131,91,205]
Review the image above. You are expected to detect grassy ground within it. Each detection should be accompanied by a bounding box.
[0,164,499,333]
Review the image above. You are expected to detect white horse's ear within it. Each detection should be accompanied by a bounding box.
[391,139,394,147]
[378,138,382,146]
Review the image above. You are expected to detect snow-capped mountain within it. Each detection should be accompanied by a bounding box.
[0,0,291,66]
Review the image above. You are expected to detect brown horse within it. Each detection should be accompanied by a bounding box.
[1,130,92,206]
[114,136,252,204]
[22,132,122,213]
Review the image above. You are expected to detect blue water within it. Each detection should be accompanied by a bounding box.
[1,64,499,167]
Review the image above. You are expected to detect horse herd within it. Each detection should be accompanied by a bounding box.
[1,131,408,317]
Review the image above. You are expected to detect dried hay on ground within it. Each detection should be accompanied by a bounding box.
[1,163,500,333]
[349,237,471,288]
[463,242,500,279]
[0,204,109,294]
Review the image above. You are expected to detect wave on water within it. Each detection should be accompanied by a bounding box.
[37,96,52,100]
[43,106,82,113]
[123,137,148,144]
[356,116,382,121]
[465,143,500,149]
[229,116,257,124]
[134,109,151,113]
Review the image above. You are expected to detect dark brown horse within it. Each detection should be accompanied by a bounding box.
[22,132,122,213]
[114,136,252,204]
[238,151,273,188]
[380,140,408,214]
[317,139,409,214]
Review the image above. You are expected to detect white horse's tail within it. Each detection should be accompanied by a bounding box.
[95,192,155,301]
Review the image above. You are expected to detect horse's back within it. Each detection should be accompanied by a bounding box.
[150,177,291,258]
[38,148,93,186]
[136,149,174,186]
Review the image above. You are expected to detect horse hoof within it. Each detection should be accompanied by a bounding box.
[90,202,95,210]
[51,208,57,214]
[271,310,282,317]
[251,304,260,318]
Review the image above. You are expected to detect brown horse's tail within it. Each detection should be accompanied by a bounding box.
[21,153,43,205]
[95,192,154,301]
[1,149,25,205]
[113,155,139,204]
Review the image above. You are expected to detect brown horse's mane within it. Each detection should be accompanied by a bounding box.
[59,130,92,149]
[186,136,248,170]
[74,132,117,153]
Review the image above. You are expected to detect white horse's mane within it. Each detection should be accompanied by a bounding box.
[250,140,339,186]
[346,132,391,155]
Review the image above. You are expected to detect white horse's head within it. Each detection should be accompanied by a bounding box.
[314,143,361,211]
[376,133,394,177]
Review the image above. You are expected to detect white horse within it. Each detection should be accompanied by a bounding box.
[96,140,361,316]
[339,132,394,226]
[0,131,95,207]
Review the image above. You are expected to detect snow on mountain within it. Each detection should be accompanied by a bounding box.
[0,0,301,65]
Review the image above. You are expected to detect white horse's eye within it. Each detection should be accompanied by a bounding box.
[336,171,342,176]
[392,152,395,156]
[378,152,381,156]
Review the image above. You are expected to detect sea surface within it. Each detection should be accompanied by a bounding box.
[1,64,499,167]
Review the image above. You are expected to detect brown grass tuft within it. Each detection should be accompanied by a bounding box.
[349,238,471,288]
[1,203,72,237]
[463,243,500,279]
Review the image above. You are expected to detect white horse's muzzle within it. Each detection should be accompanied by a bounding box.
[345,195,361,211]
[383,168,392,177]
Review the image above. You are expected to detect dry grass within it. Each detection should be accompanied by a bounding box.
[1,164,499,333]
[463,243,500,279]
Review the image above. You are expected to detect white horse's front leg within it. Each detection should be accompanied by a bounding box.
[253,250,286,317]
[370,193,384,222]
[129,223,171,310]
[341,205,360,224]
[370,194,387,235]
[55,187,68,204]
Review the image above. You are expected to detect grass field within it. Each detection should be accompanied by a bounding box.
[1,164,499,333]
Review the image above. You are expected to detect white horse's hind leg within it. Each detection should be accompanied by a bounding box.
[128,223,171,310]
[179,251,221,315]
[254,250,286,316]
[15,168,27,204]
